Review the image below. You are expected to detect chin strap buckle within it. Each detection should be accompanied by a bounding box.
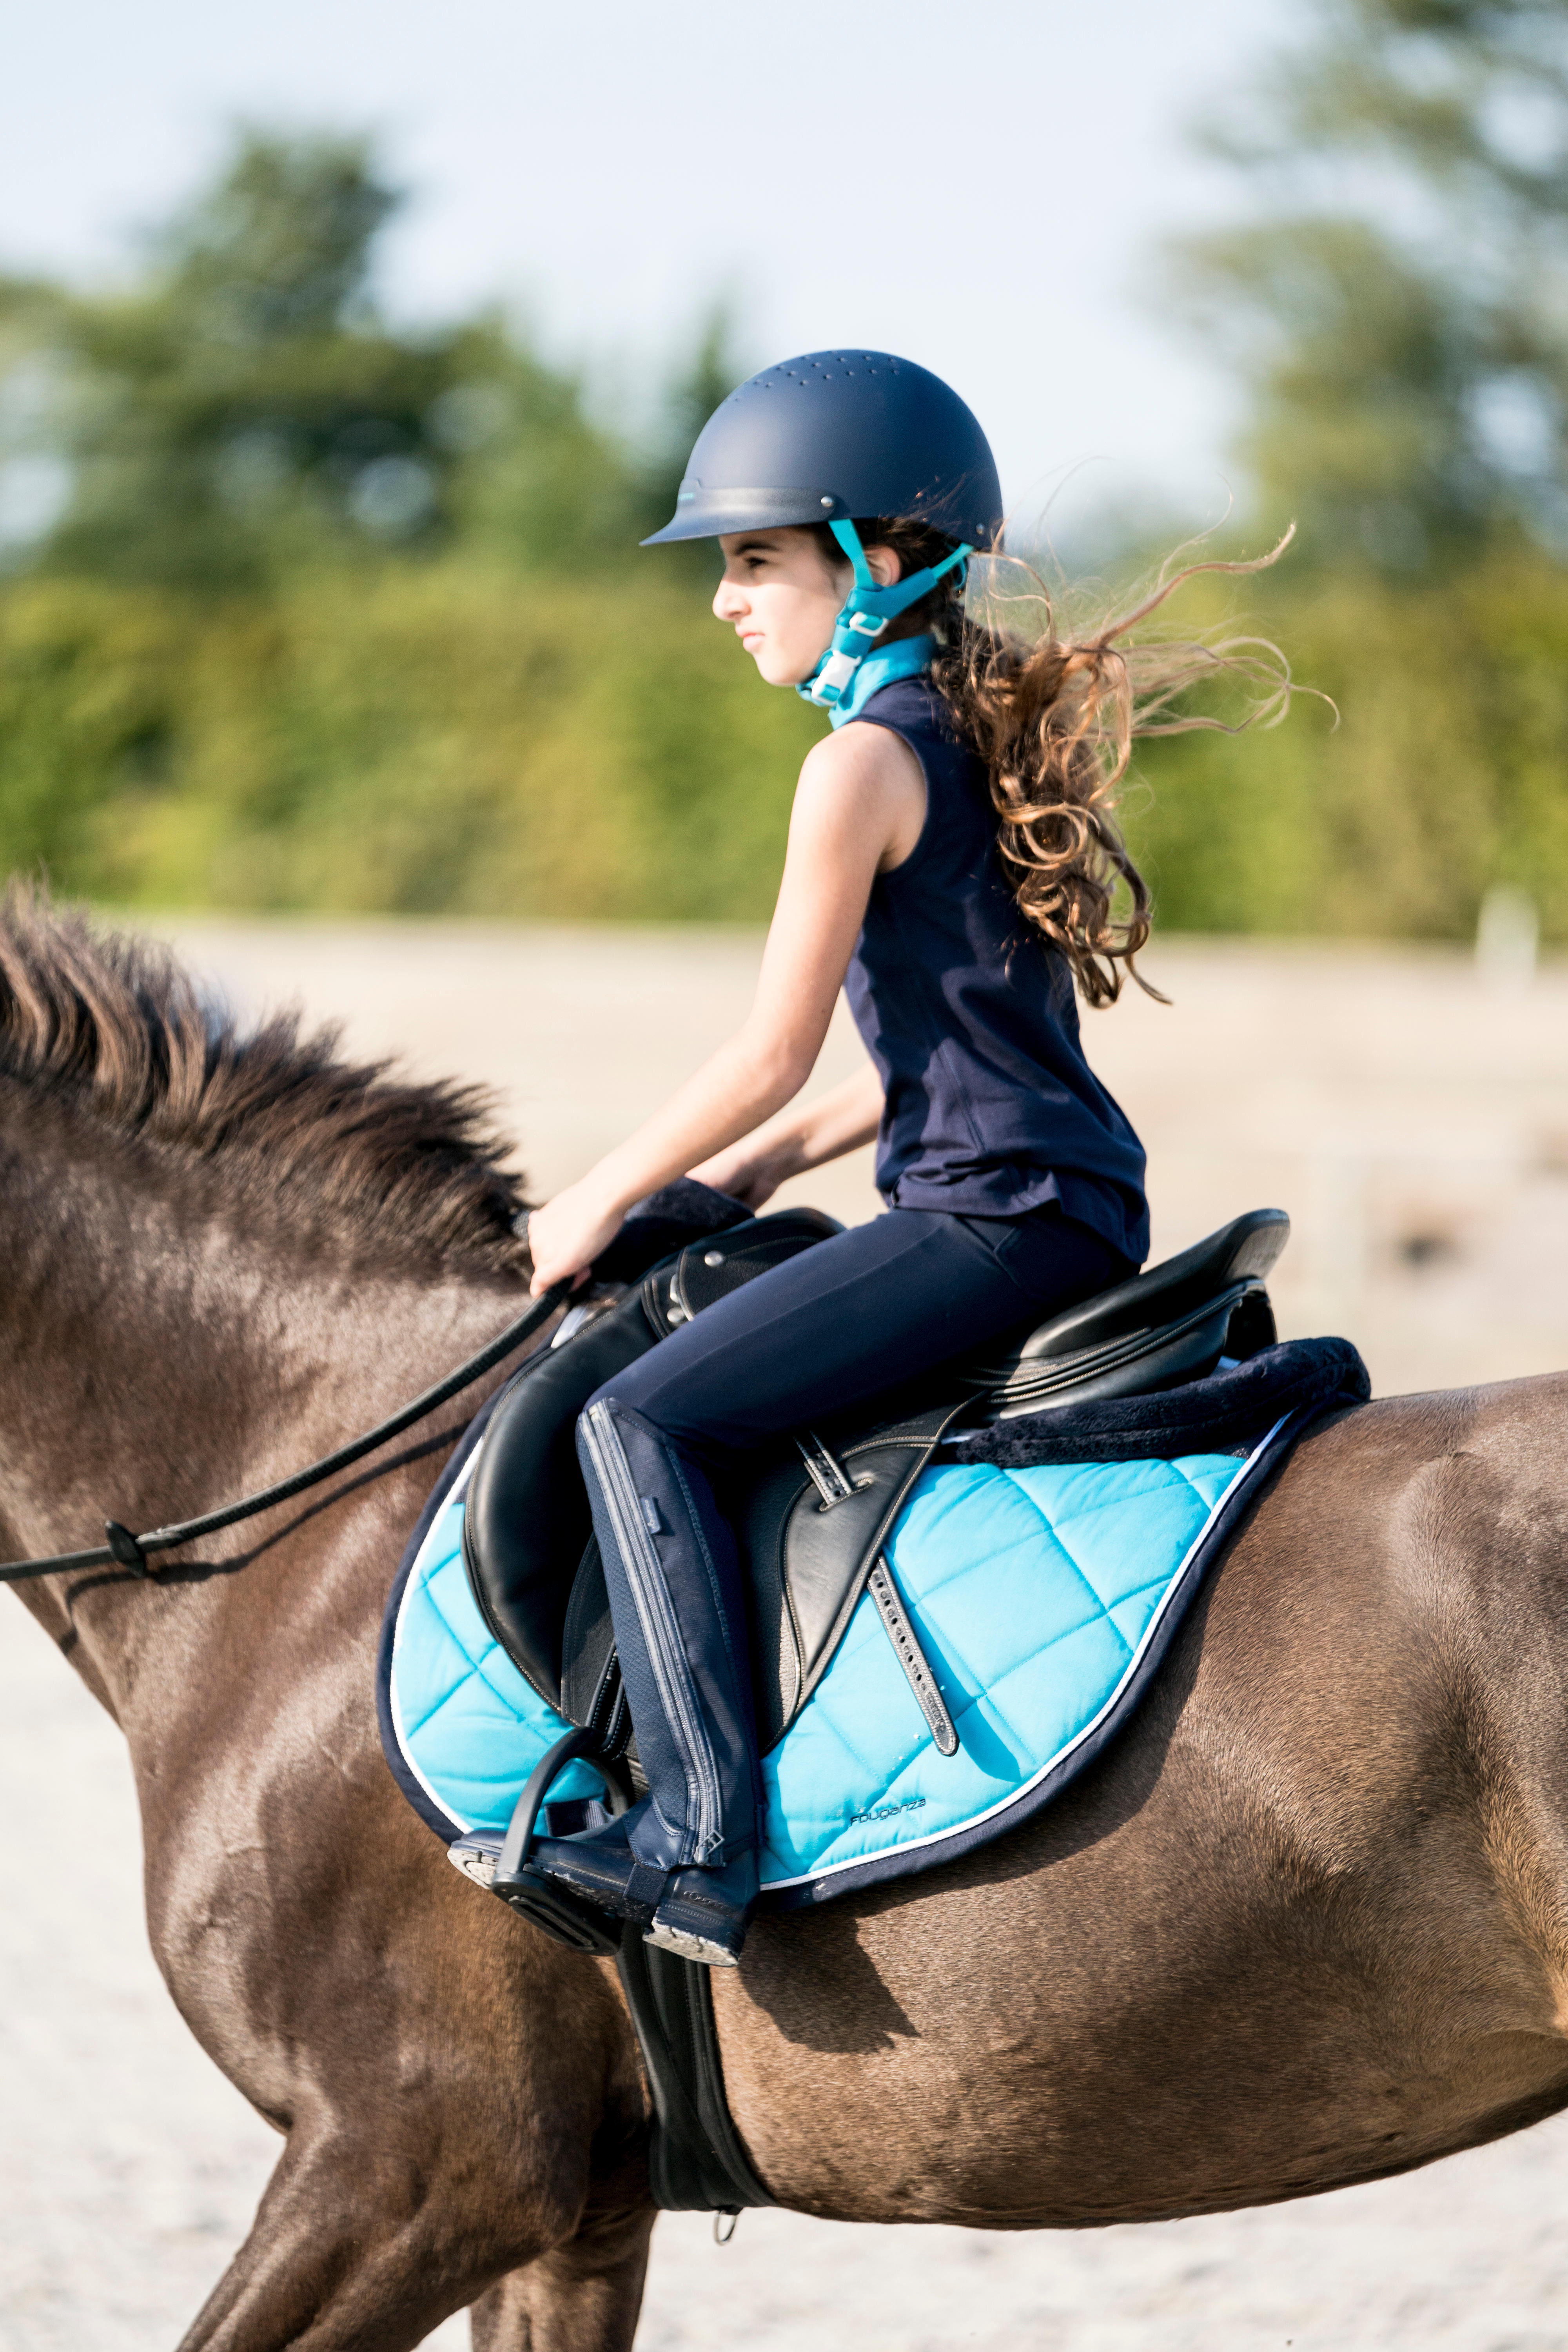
[806,650,863,702]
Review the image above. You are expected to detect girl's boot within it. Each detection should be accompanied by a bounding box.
[510,1396,762,1965]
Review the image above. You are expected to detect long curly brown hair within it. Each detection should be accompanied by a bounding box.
[821,518,1298,1007]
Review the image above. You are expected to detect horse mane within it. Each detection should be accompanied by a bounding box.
[0,890,529,1271]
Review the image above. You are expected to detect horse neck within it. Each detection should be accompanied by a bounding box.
[0,1110,523,1728]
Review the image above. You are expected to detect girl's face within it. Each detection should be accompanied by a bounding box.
[713,527,898,686]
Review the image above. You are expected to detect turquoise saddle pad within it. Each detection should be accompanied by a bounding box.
[378,1414,1282,1910]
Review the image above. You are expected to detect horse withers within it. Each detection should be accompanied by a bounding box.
[5,894,1568,2350]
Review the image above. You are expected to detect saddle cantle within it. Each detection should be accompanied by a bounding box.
[963,1207,1289,1415]
[462,1199,1293,1758]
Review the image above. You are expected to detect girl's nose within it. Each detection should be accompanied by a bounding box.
[713,573,747,622]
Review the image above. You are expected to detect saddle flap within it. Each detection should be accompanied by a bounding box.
[557,1535,628,1748]
[739,1405,961,1751]
[463,1287,661,1709]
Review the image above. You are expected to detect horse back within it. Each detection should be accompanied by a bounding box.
[719,1378,1568,2225]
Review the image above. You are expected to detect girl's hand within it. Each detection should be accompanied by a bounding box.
[688,1138,796,1212]
[525,1182,626,1297]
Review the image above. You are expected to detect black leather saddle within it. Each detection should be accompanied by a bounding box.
[464,1199,1290,1762]
[962,1207,1287,1415]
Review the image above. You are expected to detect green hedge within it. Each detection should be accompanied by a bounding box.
[2,554,1566,935]
[1123,554,1568,941]
[0,567,822,918]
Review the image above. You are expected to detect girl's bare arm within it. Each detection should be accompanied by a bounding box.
[689,1061,884,1209]
[526,724,921,1290]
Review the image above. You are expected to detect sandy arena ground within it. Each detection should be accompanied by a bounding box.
[5,920,1568,2350]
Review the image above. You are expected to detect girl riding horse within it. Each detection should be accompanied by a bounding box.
[514,351,1271,1967]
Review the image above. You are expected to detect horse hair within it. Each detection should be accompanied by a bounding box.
[0,887,529,1270]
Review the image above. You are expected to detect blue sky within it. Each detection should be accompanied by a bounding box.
[2,0,1299,532]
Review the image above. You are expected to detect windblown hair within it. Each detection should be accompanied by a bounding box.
[824,517,1298,1007]
[0,889,527,1269]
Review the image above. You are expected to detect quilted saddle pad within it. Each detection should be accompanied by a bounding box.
[377,1417,1290,1912]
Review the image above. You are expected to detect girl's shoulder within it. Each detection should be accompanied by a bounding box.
[800,711,923,789]
[797,712,928,873]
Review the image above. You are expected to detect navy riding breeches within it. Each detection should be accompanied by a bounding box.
[575,1204,1131,1872]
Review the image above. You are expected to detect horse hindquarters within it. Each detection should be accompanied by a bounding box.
[716,1390,1568,2225]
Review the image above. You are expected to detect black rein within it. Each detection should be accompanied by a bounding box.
[0,1281,570,1586]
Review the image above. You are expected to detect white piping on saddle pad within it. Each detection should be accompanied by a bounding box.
[763,1413,1292,1895]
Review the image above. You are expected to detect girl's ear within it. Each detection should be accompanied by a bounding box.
[861,543,904,589]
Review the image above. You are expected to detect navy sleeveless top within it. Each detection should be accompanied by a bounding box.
[845,677,1149,1265]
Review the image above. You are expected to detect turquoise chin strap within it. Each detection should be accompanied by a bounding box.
[797,519,971,721]
[823,632,938,725]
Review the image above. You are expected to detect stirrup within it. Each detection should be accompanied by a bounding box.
[482,1725,628,1956]
[492,1866,624,1957]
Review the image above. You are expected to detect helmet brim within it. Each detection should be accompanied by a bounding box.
[641,487,846,546]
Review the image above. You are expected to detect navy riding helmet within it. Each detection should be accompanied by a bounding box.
[644,350,1004,718]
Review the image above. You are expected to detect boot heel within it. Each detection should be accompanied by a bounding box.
[644,1847,757,1967]
[644,1919,741,1968]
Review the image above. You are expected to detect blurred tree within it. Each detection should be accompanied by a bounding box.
[1176,0,1568,570]
[442,323,644,577]
[0,129,637,588]
[633,301,748,571]
[158,133,397,340]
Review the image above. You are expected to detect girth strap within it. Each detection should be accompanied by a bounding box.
[615,1930,776,2214]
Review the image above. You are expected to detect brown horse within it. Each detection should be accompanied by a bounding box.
[7,893,1568,2350]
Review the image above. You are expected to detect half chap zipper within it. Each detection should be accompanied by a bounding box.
[582,1400,722,1860]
